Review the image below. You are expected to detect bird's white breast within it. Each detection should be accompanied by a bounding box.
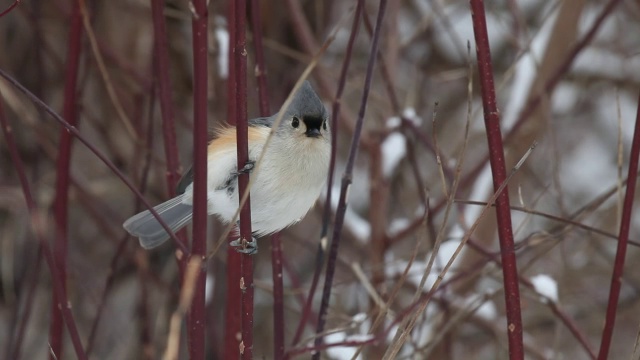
[196,128,330,235]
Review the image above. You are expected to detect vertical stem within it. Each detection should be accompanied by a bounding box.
[189,0,209,358]
[597,90,640,359]
[469,1,523,359]
[151,0,181,195]
[271,233,285,359]
[9,247,42,360]
[290,0,363,350]
[234,1,254,358]
[224,1,243,358]
[313,0,386,357]
[50,1,82,358]
[0,99,87,360]
[251,0,269,117]
[249,1,281,357]
[149,0,190,269]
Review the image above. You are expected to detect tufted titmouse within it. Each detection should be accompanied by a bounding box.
[123,81,330,254]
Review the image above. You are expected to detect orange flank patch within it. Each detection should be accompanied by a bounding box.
[207,125,269,155]
[207,127,236,155]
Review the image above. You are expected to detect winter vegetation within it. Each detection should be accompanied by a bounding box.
[1,0,640,359]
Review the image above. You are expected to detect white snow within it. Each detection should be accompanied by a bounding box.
[214,27,229,79]
[559,136,615,198]
[501,8,557,129]
[381,108,422,179]
[327,185,371,243]
[388,217,410,237]
[381,133,407,178]
[205,274,215,305]
[324,331,374,360]
[551,84,580,114]
[460,293,497,321]
[384,240,464,293]
[530,274,559,302]
[574,48,640,83]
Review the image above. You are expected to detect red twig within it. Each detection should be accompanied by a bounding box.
[233,1,255,358]
[9,247,42,360]
[0,70,192,256]
[251,0,269,117]
[0,0,20,18]
[224,1,243,358]
[459,0,622,193]
[189,0,209,358]
[313,0,387,357]
[0,98,87,360]
[469,1,523,359]
[271,233,285,359]
[249,1,280,356]
[597,90,640,359]
[150,0,188,293]
[87,92,157,357]
[289,0,363,352]
[150,0,184,205]
[50,1,82,358]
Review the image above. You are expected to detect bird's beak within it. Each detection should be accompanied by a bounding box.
[305,128,322,138]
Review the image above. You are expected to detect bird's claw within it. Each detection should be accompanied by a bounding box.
[230,236,258,255]
[237,160,255,175]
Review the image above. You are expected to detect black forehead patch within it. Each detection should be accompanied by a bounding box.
[303,116,324,129]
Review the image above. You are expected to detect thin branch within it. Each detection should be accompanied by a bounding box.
[188,0,209,358]
[248,1,281,356]
[224,0,243,358]
[233,0,254,358]
[597,90,640,359]
[313,0,388,357]
[49,0,83,357]
[0,96,87,360]
[0,68,190,254]
[469,1,523,358]
[0,0,20,18]
[290,0,364,350]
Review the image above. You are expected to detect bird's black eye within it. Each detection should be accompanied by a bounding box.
[322,120,327,130]
[292,117,300,128]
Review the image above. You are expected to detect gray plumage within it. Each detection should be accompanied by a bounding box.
[122,195,193,249]
[123,81,330,250]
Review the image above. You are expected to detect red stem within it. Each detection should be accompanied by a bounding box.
[233,1,255,358]
[0,0,20,18]
[9,246,43,360]
[50,1,82,358]
[0,98,87,360]
[271,233,285,359]
[597,90,640,359]
[458,0,622,193]
[224,1,243,358]
[189,0,209,358]
[150,0,183,202]
[150,0,188,290]
[0,67,192,256]
[289,0,363,351]
[251,0,269,117]
[87,93,157,356]
[248,1,281,356]
[314,0,386,357]
[469,1,523,359]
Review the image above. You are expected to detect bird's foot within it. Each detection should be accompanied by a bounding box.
[229,236,258,255]
[236,160,255,175]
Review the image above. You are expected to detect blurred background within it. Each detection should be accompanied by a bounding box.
[1,0,640,359]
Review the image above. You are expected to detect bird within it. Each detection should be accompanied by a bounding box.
[123,81,331,254]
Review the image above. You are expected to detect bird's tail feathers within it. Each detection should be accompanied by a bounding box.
[123,195,193,249]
